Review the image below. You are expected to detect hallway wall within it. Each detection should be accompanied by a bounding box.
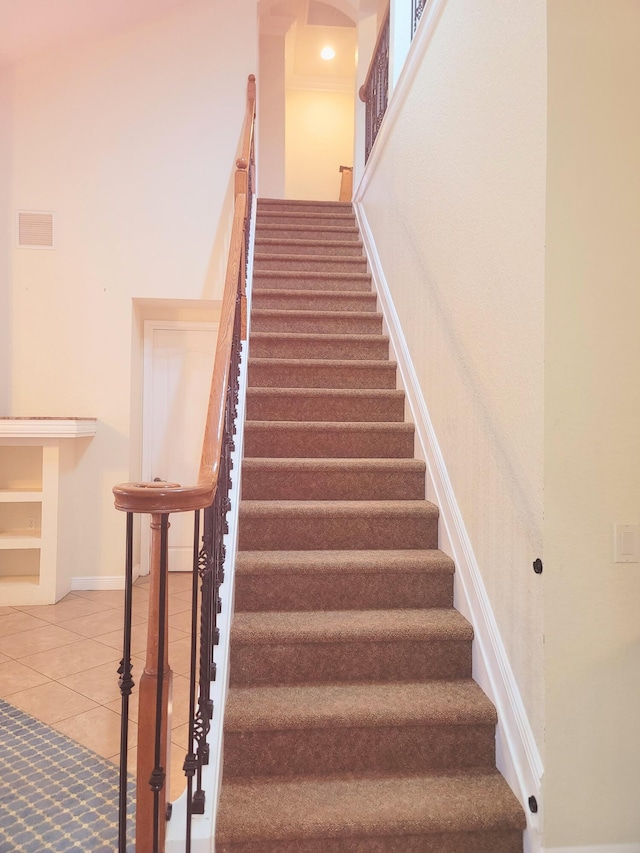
[285,88,355,201]
[3,0,257,587]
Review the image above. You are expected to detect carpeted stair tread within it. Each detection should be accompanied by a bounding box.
[241,457,425,500]
[253,270,372,291]
[234,549,454,611]
[243,420,415,457]
[224,680,496,731]
[216,771,526,845]
[230,607,472,645]
[249,332,389,360]
[251,307,382,334]
[245,388,406,422]
[255,237,364,257]
[238,499,438,550]
[254,253,368,272]
[247,357,397,390]
[256,224,361,241]
[258,197,354,209]
[219,197,525,851]
[236,549,454,576]
[252,288,377,312]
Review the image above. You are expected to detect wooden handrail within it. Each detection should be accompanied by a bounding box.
[113,75,256,516]
[358,2,390,103]
[112,74,256,853]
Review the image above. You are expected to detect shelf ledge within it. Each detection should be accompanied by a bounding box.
[0,418,97,438]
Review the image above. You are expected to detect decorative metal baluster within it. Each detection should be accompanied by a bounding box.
[183,509,202,850]
[360,7,390,163]
[118,512,135,853]
[412,0,426,36]
[150,514,170,853]
[192,500,214,813]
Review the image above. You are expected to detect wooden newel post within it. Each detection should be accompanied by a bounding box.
[136,512,173,853]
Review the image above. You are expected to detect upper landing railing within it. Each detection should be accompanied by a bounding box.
[359,0,426,163]
[112,74,256,853]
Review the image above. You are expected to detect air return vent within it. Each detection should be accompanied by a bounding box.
[17,211,55,249]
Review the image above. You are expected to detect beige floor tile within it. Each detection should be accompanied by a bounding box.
[106,673,192,727]
[0,611,50,638]
[166,636,196,677]
[171,721,190,750]
[0,623,83,659]
[8,681,98,724]
[167,572,193,591]
[168,610,194,634]
[0,659,50,697]
[95,623,189,656]
[58,657,135,706]
[0,607,17,617]
[16,596,110,625]
[166,595,193,616]
[134,575,150,586]
[0,652,10,663]
[53,705,138,759]
[109,742,188,802]
[172,589,195,603]
[57,608,145,639]
[20,638,121,680]
[72,586,150,609]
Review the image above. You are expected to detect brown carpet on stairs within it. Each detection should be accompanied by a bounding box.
[215,197,526,852]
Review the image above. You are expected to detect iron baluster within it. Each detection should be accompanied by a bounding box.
[117,512,135,853]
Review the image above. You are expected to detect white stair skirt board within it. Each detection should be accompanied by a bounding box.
[354,202,544,853]
[166,196,257,853]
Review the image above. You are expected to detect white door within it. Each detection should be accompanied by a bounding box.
[141,320,218,573]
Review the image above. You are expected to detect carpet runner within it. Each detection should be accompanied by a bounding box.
[215,198,525,852]
[0,698,134,852]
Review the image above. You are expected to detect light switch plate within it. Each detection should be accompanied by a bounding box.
[614,523,639,563]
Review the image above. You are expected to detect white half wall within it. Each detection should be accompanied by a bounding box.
[356,0,547,755]
[4,0,257,592]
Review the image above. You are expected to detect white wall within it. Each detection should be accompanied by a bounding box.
[0,69,12,414]
[258,31,286,199]
[285,88,355,200]
[4,0,257,590]
[543,0,640,846]
[357,0,547,751]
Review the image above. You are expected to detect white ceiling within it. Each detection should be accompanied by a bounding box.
[0,0,193,68]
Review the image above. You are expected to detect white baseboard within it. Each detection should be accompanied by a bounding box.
[544,847,640,853]
[355,202,544,853]
[71,575,126,591]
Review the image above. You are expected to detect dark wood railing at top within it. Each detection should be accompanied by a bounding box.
[112,73,256,853]
[359,2,390,163]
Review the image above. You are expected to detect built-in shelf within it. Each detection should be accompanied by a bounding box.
[0,419,96,604]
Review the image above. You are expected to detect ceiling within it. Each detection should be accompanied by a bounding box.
[0,0,193,68]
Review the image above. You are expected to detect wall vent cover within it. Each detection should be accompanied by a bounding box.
[17,211,55,249]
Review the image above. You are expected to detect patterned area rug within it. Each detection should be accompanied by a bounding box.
[0,699,134,853]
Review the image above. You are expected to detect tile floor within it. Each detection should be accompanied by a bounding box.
[0,573,197,802]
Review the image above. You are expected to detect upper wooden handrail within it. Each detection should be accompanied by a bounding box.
[113,75,256,516]
[359,3,390,102]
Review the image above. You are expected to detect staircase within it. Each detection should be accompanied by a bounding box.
[215,198,526,852]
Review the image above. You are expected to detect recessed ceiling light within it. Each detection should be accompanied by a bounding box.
[320,45,336,60]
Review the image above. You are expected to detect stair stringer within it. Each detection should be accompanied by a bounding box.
[354,200,544,853]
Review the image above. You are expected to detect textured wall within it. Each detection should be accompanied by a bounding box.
[285,89,355,201]
[358,0,547,747]
[544,0,640,845]
[5,0,257,584]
